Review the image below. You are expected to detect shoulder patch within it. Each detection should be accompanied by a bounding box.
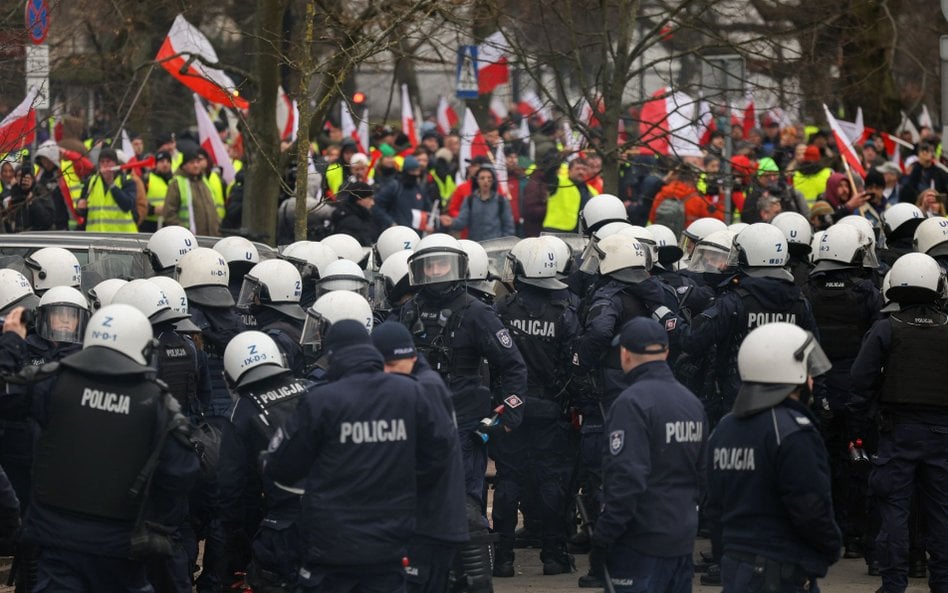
[791,413,812,427]
[665,318,677,331]
[495,328,513,349]
[504,394,524,409]
[609,430,625,455]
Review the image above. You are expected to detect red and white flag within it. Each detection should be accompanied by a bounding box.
[194,94,236,184]
[919,104,934,130]
[823,104,866,179]
[0,86,38,154]
[157,15,249,109]
[340,100,362,152]
[517,91,549,123]
[494,142,509,198]
[276,87,298,143]
[697,98,714,146]
[639,88,701,157]
[119,129,135,163]
[896,111,920,144]
[436,96,459,135]
[401,84,417,148]
[358,108,370,158]
[489,94,509,125]
[455,108,489,185]
[741,91,756,138]
[478,31,509,95]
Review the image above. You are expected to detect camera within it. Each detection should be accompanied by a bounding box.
[0,309,35,328]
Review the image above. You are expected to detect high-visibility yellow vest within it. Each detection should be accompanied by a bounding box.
[145,174,169,223]
[793,168,832,206]
[542,173,598,231]
[326,162,344,195]
[171,151,184,173]
[431,170,457,207]
[84,174,138,233]
[206,171,226,220]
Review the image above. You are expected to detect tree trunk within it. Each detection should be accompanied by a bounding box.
[294,0,316,242]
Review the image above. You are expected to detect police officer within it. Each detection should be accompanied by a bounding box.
[851,253,948,593]
[144,225,197,277]
[263,319,457,593]
[374,250,414,324]
[2,303,200,593]
[315,259,371,300]
[237,259,307,376]
[771,211,814,287]
[23,247,82,296]
[459,240,496,305]
[648,224,713,313]
[371,321,467,593]
[87,278,128,311]
[396,233,527,593]
[568,220,633,299]
[593,318,707,593]
[682,223,819,426]
[492,238,580,576]
[300,291,374,378]
[706,322,841,592]
[215,236,261,327]
[679,217,727,263]
[279,241,339,309]
[879,204,924,268]
[219,331,316,592]
[373,225,420,269]
[803,223,883,563]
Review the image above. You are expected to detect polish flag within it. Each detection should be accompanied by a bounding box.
[494,142,509,197]
[919,104,934,130]
[896,111,920,144]
[0,86,38,154]
[119,129,135,163]
[156,15,249,110]
[741,92,756,139]
[340,100,362,152]
[517,91,549,123]
[455,108,489,185]
[697,98,714,146]
[489,94,509,125]
[358,108,370,157]
[639,88,701,157]
[823,104,866,179]
[401,84,417,148]
[194,94,236,184]
[478,31,509,95]
[836,107,866,146]
[436,96,459,135]
[276,86,298,142]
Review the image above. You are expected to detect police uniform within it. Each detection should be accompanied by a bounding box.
[219,371,315,590]
[493,283,580,572]
[252,307,306,378]
[803,267,882,560]
[852,303,948,593]
[682,274,819,426]
[188,302,247,417]
[707,398,841,592]
[596,345,707,593]
[23,345,200,593]
[264,323,457,593]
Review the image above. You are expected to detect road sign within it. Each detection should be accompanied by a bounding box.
[24,0,49,45]
[456,45,479,100]
[25,43,49,109]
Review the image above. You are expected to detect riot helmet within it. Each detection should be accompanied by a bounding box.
[882,203,924,241]
[407,233,469,291]
[376,250,413,308]
[112,279,187,326]
[223,331,289,388]
[315,259,369,299]
[681,217,727,259]
[24,247,81,293]
[321,234,367,267]
[148,276,201,334]
[913,217,948,259]
[237,259,306,320]
[536,235,574,276]
[175,247,234,307]
[145,226,196,274]
[87,278,128,311]
[82,303,155,366]
[300,291,373,357]
[374,226,420,267]
[36,286,89,344]
[687,229,738,275]
[771,211,813,257]
[459,239,495,297]
[812,223,868,272]
[503,237,566,290]
[594,235,651,283]
[648,224,684,270]
[733,223,793,281]
[886,252,946,305]
[0,269,40,316]
[214,236,260,283]
[281,240,339,281]
[580,194,627,235]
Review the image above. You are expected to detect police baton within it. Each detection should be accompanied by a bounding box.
[575,493,616,593]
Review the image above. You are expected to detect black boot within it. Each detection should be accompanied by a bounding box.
[700,563,721,586]
[493,541,515,578]
[514,526,541,549]
[541,543,575,576]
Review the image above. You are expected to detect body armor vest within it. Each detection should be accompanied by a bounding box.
[33,368,162,521]
[241,376,313,441]
[804,274,870,360]
[156,330,199,414]
[496,293,568,398]
[407,292,477,381]
[880,308,948,408]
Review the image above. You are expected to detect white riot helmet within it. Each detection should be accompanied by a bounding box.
[771,212,813,256]
[581,194,627,235]
[145,226,197,273]
[237,259,305,320]
[112,279,187,326]
[882,203,924,240]
[810,230,825,264]
[688,229,738,275]
[321,234,367,266]
[733,322,831,417]
[82,303,155,366]
[35,140,60,169]
[880,271,898,312]
[374,226,420,267]
[149,276,201,334]
[537,235,574,275]
[223,331,289,387]
[214,236,260,266]
[838,215,878,250]
[37,286,90,344]
[618,225,658,266]
[504,237,566,290]
[728,222,749,234]
[407,233,469,288]
[681,218,727,258]
[886,252,946,304]
[87,278,128,311]
[316,259,369,299]
[174,247,234,307]
[281,241,339,280]
[24,247,81,293]
[0,269,40,315]
[459,239,495,297]
[913,217,948,258]
[648,224,684,270]
[812,224,867,272]
[591,221,633,242]
[300,291,373,356]
[376,250,413,308]
[733,223,792,280]
[595,235,651,283]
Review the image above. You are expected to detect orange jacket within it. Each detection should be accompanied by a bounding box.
[648,180,699,223]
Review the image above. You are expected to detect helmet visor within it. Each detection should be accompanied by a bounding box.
[578,240,602,275]
[680,235,700,258]
[37,304,89,344]
[408,250,468,287]
[501,253,518,284]
[688,243,737,274]
[236,276,261,312]
[300,310,330,358]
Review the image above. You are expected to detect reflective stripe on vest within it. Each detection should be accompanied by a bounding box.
[85,175,138,233]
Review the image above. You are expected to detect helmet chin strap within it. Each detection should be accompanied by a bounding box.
[420,282,463,302]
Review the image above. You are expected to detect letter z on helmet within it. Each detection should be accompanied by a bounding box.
[224,331,289,388]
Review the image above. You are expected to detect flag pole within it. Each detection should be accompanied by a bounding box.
[840,150,859,199]
[111,63,157,146]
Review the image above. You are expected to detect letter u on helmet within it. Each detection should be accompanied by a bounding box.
[504,237,567,290]
[145,226,197,273]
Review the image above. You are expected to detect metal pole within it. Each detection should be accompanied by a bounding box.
[111,63,156,146]
[723,116,733,224]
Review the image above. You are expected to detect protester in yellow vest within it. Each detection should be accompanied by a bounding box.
[792,145,833,207]
[163,149,220,236]
[542,157,599,232]
[140,151,173,233]
[78,148,139,233]
[196,148,226,220]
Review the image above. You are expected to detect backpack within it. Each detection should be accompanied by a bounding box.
[653,196,685,238]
